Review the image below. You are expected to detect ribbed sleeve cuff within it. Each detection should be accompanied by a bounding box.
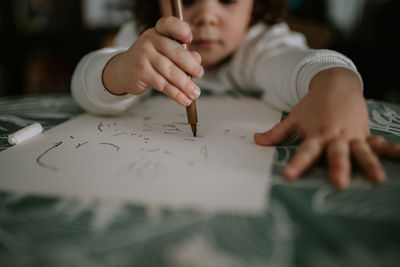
[82,48,137,115]
[295,50,363,101]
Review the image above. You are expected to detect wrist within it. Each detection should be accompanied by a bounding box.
[310,67,363,95]
[102,53,127,96]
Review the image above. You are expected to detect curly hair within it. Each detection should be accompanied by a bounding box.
[132,0,288,34]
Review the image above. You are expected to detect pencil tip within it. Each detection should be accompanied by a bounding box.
[191,124,197,137]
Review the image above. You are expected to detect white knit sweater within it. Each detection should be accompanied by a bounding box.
[71,22,362,115]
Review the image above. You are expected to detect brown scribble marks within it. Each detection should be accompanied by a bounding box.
[36,141,63,171]
[200,145,208,160]
[131,133,137,136]
[144,116,152,121]
[224,129,231,134]
[113,132,127,136]
[184,139,195,142]
[75,141,89,149]
[240,136,246,139]
[163,124,176,128]
[143,123,153,128]
[70,136,74,139]
[99,142,120,151]
[144,137,150,140]
[142,129,154,132]
[164,132,177,135]
[98,122,104,132]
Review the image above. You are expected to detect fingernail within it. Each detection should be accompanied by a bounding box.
[197,68,204,78]
[284,166,297,180]
[186,35,193,44]
[375,169,386,183]
[337,176,349,189]
[192,87,201,98]
[184,97,192,106]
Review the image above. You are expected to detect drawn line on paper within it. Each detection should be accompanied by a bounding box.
[36,141,63,171]
[117,157,166,178]
[97,122,103,132]
[75,141,89,149]
[164,132,177,135]
[143,123,153,128]
[113,132,127,136]
[200,145,208,160]
[184,139,195,142]
[99,142,120,151]
[163,124,176,128]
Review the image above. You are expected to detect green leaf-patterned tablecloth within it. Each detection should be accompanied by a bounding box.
[1,94,399,267]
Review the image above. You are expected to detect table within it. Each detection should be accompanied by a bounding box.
[1,94,399,267]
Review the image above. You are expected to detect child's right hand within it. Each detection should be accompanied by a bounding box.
[103,17,204,106]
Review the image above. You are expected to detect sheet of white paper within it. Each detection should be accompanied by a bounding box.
[0,96,281,214]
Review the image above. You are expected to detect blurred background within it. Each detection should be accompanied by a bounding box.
[0,0,399,103]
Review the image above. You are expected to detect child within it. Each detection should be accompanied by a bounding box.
[71,0,400,189]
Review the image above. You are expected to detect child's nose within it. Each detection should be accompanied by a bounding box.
[191,1,220,26]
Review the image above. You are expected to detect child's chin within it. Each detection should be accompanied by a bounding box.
[197,53,228,68]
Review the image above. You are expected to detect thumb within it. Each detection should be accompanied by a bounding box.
[254,118,293,146]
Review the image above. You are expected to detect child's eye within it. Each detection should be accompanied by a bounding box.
[219,0,238,4]
[182,0,195,6]
[182,0,238,7]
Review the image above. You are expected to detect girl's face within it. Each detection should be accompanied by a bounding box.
[159,0,254,67]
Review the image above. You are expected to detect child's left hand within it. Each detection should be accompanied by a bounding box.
[254,67,400,189]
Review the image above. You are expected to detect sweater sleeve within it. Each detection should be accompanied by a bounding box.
[230,23,362,112]
[70,22,141,115]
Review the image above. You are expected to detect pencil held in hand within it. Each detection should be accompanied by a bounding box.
[170,0,198,137]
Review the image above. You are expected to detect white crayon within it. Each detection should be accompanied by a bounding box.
[8,123,43,145]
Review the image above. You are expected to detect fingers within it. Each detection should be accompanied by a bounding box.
[150,53,201,100]
[283,138,324,181]
[326,139,351,189]
[156,17,193,44]
[154,35,204,79]
[155,18,204,79]
[367,136,400,159]
[148,66,193,107]
[254,119,292,146]
[350,139,386,183]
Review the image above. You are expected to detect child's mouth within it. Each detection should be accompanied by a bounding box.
[193,39,216,49]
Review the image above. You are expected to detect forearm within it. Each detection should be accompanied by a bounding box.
[251,49,362,112]
[71,48,137,115]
